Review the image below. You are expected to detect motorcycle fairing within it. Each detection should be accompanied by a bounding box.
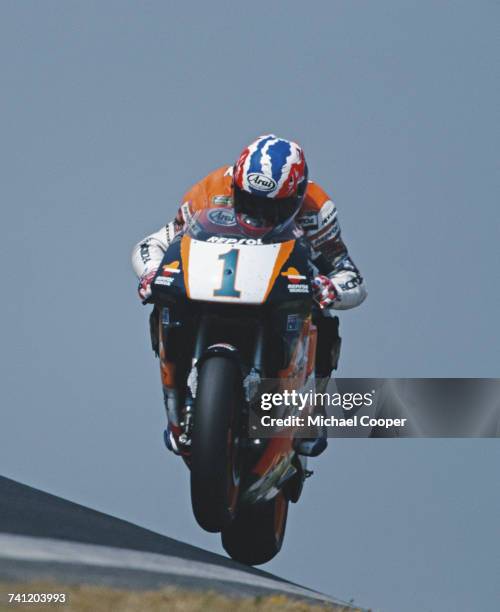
[149,207,316,507]
[151,215,312,306]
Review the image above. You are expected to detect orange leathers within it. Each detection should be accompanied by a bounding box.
[133,165,366,309]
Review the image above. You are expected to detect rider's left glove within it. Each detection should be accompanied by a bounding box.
[312,274,338,309]
[138,270,157,301]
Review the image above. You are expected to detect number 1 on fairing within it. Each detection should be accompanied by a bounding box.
[214,249,241,298]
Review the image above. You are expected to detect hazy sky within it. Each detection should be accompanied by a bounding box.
[1,2,499,611]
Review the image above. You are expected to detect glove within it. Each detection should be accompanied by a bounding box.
[138,270,157,301]
[312,275,338,309]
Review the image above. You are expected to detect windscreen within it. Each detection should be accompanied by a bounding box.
[184,207,299,244]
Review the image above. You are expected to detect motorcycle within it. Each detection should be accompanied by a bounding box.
[148,206,318,565]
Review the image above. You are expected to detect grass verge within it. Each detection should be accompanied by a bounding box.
[0,581,366,612]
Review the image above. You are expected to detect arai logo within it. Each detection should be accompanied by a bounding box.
[207,208,236,226]
[247,173,277,192]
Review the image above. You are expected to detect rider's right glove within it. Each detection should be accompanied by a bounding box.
[138,270,157,302]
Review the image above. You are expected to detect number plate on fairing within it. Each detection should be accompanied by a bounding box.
[185,237,284,304]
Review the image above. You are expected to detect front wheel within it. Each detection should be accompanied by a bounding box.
[190,355,241,533]
[221,492,289,565]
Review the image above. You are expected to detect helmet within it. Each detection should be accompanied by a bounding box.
[233,135,308,227]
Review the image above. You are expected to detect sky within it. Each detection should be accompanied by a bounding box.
[1,2,499,611]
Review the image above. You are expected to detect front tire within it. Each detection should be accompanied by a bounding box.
[221,492,289,565]
[190,356,241,533]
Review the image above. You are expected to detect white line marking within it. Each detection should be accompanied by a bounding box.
[0,533,335,604]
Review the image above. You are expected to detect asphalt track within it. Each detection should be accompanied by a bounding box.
[0,476,358,608]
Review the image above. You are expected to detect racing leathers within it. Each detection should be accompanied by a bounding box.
[132,165,367,311]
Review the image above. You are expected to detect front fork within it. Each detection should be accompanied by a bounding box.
[159,310,267,454]
[158,308,310,502]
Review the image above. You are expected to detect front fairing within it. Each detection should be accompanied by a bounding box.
[150,208,313,306]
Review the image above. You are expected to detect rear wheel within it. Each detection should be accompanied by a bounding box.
[221,492,289,565]
[190,356,241,533]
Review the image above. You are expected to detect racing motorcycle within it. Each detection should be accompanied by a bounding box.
[149,207,318,565]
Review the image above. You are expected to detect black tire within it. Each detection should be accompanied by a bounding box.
[190,356,241,533]
[221,492,289,565]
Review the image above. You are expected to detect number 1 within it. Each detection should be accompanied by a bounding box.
[214,249,241,297]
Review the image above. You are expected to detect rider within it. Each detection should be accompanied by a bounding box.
[132,135,367,455]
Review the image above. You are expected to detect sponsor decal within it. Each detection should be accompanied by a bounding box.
[155,276,175,286]
[207,208,236,226]
[212,195,233,206]
[180,202,193,223]
[339,275,363,291]
[311,224,340,248]
[297,212,318,230]
[287,283,310,293]
[161,261,181,276]
[281,266,307,284]
[161,307,170,325]
[140,242,151,264]
[318,200,336,228]
[247,172,277,192]
[207,236,263,245]
[286,314,300,331]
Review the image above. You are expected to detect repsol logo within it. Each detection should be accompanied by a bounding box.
[247,173,277,192]
[207,236,263,245]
